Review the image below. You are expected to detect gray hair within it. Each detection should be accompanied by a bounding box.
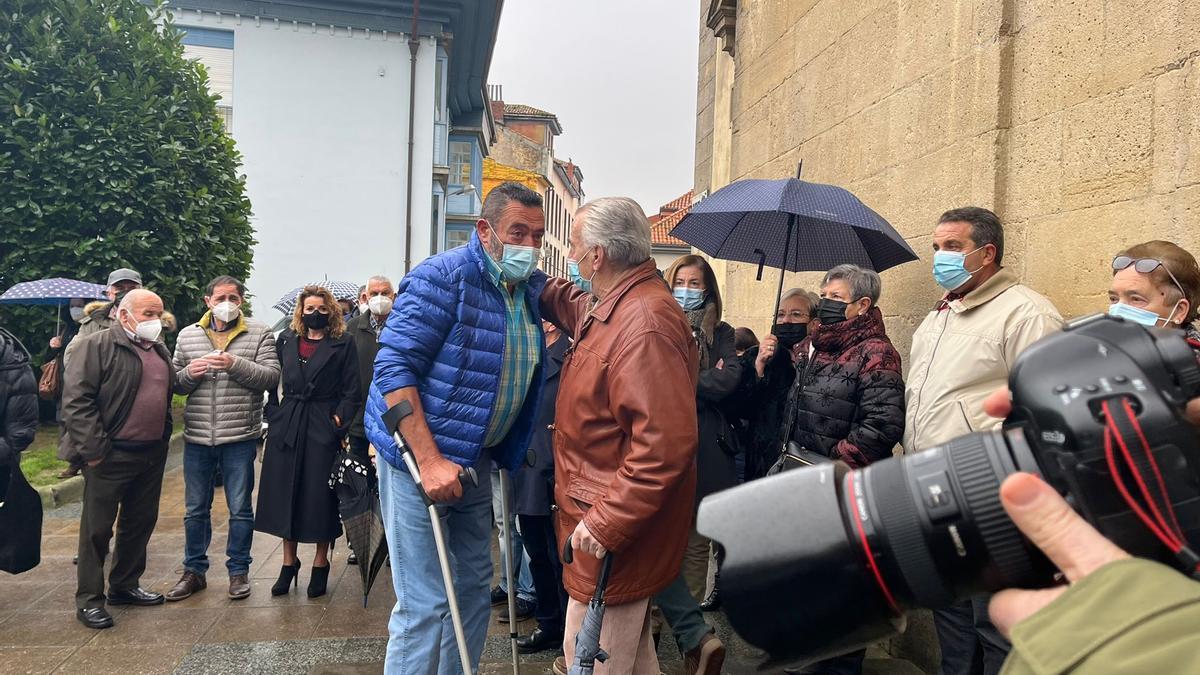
[780,288,819,312]
[822,264,882,306]
[576,197,652,269]
[365,275,393,292]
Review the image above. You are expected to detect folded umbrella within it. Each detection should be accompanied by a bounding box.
[670,169,918,318]
[329,451,388,606]
[273,280,361,315]
[564,540,614,675]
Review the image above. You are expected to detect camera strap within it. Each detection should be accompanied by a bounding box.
[1101,396,1200,580]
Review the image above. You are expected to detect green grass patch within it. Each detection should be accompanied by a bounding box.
[19,407,185,489]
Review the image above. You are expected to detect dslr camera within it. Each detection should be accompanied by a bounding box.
[698,315,1200,666]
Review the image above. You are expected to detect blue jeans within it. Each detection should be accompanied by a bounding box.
[183,440,257,576]
[653,574,713,654]
[491,468,535,602]
[379,453,493,675]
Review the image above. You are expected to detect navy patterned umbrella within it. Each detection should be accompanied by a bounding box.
[669,172,918,317]
[0,278,107,306]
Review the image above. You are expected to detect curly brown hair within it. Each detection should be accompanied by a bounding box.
[290,286,346,338]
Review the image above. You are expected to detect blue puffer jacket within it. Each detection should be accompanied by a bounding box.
[364,232,548,472]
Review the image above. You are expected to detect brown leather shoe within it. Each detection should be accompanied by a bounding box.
[683,632,726,675]
[228,574,251,600]
[165,571,206,602]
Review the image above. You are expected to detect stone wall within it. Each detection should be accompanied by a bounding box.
[695,0,1200,363]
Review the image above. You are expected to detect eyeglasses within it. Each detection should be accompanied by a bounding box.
[1112,256,1186,295]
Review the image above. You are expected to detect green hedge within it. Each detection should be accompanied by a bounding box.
[0,0,254,360]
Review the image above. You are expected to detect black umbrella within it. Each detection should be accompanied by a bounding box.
[563,540,614,675]
[329,451,388,606]
[670,164,918,318]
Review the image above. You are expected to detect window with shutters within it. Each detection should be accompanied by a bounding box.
[449,141,473,187]
[179,27,234,133]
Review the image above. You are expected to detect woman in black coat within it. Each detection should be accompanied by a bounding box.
[255,286,359,598]
[725,288,817,482]
[664,254,742,602]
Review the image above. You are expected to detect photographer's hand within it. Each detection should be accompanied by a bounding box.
[989,472,1130,638]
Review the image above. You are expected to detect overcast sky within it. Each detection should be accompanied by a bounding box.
[488,0,701,214]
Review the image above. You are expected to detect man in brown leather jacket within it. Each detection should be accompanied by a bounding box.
[540,196,699,675]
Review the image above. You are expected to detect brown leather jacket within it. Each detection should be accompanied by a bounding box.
[540,260,699,605]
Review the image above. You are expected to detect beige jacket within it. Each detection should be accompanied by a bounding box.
[173,312,279,446]
[903,268,1062,453]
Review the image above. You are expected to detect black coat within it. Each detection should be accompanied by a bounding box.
[0,328,37,470]
[345,312,381,439]
[725,342,797,482]
[694,320,742,502]
[512,335,568,516]
[785,308,905,468]
[0,327,40,573]
[255,329,360,543]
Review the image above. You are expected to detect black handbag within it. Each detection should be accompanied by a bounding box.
[768,359,833,475]
[0,461,42,574]
[765,440,834,476]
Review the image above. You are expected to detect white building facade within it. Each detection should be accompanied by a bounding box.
[165,0,499,317]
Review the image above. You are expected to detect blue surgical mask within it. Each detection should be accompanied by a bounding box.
[673,287,705,310]
[1108,301,1177,327]
[567,249,596,293]
[932,246,984,291]
[488,223,540,282]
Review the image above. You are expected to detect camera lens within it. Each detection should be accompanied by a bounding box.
[697,429,1053,667]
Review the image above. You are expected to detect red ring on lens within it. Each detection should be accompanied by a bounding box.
[847,471,902,616]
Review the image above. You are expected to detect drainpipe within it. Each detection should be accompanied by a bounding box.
[403,0,421,274]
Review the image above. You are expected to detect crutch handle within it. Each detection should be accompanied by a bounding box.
[381,398,414,435]
[459,466,479,488]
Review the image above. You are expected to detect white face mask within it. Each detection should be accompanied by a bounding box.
[69,307,85,322]
[358,302,369,315]
[124,312,163,342]
[212,300,241,323]
[367,295,393,317]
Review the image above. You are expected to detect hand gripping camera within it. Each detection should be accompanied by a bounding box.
[697,315,1200,667]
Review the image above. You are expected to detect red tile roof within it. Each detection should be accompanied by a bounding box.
[660,189,693,215]
[650,190,693,247]
[504,103,556,118]
[652,204,691,247]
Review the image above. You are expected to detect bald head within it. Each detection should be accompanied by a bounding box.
[118,289,164,330]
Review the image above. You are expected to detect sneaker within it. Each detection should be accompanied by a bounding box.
[497,596,535,623]
[683,632,726,675]
[490,584,508,607]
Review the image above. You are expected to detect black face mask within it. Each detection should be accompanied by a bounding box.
[772,322,808,349]
[816,298,850,325]
[302,312,330,330]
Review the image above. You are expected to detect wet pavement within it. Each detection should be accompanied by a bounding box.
[0,447,917,674]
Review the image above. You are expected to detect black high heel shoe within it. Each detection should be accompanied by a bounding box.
[271,561,301,596]
[307,564,330,598]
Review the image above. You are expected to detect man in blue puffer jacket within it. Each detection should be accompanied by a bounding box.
[365,181,548,674]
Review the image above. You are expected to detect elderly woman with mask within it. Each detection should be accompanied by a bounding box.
[725,288,819,483]
[1108,240,1200,347]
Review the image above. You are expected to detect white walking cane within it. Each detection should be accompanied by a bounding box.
[384,400,478,675]
[499,468,522,674]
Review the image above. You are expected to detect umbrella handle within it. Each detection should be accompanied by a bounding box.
[562,537,613,603]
